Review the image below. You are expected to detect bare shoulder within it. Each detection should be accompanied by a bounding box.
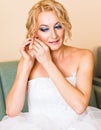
[66,46,94,61]
[77,48,94,64]
[64,46,94,71]
[70,47,95,71]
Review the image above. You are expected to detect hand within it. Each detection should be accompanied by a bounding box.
[20,37,36,66]
[33,38,52,65]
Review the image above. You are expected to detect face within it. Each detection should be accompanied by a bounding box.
[36,11,65,50]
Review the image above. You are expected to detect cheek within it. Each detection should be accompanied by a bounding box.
[37,32,49,42]
[59,30,65,39]
[63,32,65,39]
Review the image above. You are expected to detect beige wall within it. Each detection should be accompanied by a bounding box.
[0,0,101,62]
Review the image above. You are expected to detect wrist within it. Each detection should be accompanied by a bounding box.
[43,60,53,69]
[21,59,34,76]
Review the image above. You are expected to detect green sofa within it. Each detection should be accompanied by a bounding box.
[0,61,100,121]
[93,47,101,109]
[0,61,28,121]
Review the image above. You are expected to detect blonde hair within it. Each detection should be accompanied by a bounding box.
[26,0,72,39]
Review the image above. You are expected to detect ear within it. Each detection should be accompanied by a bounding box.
[32,32,38,39]
[34,34,38,39]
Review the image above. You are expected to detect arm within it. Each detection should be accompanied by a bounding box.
[43,51,94,114]
[6,38,35,117]
[33,39,94,114]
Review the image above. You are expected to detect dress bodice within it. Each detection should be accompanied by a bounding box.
[28,73,79,125]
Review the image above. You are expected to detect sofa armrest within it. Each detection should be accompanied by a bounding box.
[0,83,5,121]
[89,85,97,107]
[93,77,101,86]
[0,61,28,120]
[93,84,101,109]
[0,61,18,99]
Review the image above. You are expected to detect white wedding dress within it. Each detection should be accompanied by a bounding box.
[0,73,101,130]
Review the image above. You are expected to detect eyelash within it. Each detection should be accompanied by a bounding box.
[40,28,49,32]
[40,24,62,32]
[55,25,62,29]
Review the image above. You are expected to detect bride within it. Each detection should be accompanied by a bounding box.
[0,0,101,130]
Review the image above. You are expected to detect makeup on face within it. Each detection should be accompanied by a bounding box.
[39,22,63,32]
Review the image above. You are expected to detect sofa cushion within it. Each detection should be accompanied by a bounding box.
[93,77,101,86]
[96,47,101,78]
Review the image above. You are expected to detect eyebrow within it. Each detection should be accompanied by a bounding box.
[39,22,60,27]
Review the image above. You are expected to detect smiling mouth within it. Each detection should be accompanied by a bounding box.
[49,40,60,44]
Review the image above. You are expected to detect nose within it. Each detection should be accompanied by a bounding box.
[51,28,57,39]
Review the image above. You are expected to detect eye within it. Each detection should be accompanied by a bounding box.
[55,24,62,29]
[39,27,49,32]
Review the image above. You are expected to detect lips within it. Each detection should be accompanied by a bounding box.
[48,40,60,44]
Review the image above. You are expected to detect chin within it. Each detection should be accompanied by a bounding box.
[47,40,63,50]
[49,44,62,51]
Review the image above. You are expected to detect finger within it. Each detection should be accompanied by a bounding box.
[34,38,46,48]
[34,40,43,49]
[33,44,39,52]
[22,38,34,50]
[20,44,28,57]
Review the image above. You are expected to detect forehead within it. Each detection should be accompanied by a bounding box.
[37,11,59,26]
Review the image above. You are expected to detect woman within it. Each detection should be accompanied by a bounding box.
[0,0,101,129]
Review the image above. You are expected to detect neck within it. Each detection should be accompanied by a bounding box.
[51,45,65,62]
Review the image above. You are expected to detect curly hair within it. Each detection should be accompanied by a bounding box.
[26,0,72,39]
